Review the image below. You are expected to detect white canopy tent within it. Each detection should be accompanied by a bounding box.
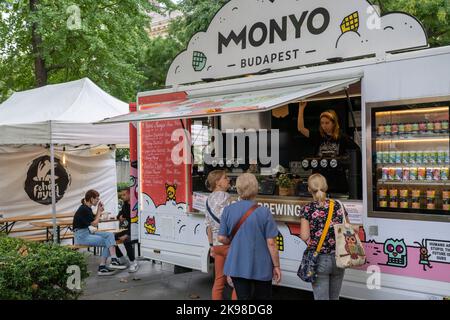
[0,78,130,242]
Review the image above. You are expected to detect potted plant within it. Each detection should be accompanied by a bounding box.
[276,174,294,196]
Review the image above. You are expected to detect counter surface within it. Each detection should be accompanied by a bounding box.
[191,193,363,223]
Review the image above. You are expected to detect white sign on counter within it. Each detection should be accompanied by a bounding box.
[193,192,208,212]
[341,202,364,225]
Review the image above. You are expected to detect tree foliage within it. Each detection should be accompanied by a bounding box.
[371,0,450,47]
[1,0,448,101]
[167,0,228,47]
[0,0,173,102]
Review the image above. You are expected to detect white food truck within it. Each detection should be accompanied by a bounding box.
[100,0,450,300]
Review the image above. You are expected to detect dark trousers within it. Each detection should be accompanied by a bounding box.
[114,230,135,262]
[230,277,272,300]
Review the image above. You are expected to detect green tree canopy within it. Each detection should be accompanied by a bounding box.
[371,0,449,47]
[0,0,174,102]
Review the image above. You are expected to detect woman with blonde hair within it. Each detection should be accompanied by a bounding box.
[218,173,281,300]
[204,170,237,300]
[299,174,348,300]
[297,102,361,194]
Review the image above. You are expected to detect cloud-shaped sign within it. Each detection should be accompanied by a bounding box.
[166,0,428,86]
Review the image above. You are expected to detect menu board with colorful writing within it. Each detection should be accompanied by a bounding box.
[140,120,191,210]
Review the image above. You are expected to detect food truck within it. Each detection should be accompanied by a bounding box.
[100,0,450,299]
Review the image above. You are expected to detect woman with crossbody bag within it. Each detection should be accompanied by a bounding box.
[218,173,281,300]
[299,174,348,300]
[204,170,237,300]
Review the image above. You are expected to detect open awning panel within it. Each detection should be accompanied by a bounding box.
[98,77,360,124]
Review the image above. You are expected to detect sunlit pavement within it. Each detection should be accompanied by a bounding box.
[80,254,314,300]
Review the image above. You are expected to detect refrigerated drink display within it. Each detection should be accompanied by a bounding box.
[372,103,450,216]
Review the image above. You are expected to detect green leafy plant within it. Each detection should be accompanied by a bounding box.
[276,174,294,189]
[117,182,131,191]
[0,234,89,300]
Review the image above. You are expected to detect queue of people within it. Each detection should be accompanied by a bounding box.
[204,169,350,300]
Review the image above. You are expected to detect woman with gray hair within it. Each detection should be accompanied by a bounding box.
[218,173,281,300]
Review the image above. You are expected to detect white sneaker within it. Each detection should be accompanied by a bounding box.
[128,261,139,273]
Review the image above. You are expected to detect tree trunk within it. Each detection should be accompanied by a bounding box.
[30,0,47,87]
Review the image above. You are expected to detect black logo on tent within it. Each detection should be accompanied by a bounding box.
[24,156,71,205]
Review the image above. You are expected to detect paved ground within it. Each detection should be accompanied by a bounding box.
[80,254,314,300]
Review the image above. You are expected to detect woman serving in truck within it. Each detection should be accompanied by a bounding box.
[297,101,360,194]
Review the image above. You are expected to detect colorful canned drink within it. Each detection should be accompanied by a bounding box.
[409,151,417,164]
[411,200,421,209]
[395,168,403,180]
[441,120,449,133]
[426,121,434,133]
[383,151,390,164]
[426,201,436,210]
[384,123,391,136]
[416,151,423,164]
[409,167,418,180]
[379,199,388,208]
[442,190,450,200]
[389,188,398,197]
[441,167,449,180]
[395,151,402,164]
[398,123,405,135]
[391,123,399,135]
[400,198,409,209]
[402,151,409,165]
[381,167,389,180]
[423,152,430,164]
[377,124,385,136]
[402,168,410,181]
[412,189,421,198]
[434,120,442,133]
[388,167,396,181]
[376,151,383,164]
[400,189,409,197]
[389,199,399,208]
[418,167,426,180]
[426,167,433,180]
[438,151,446,164]
[445,151,449,164]
[389,151,396,164]
[379,188,388,197]
[411,122,419,134]
[426,189,436,199]
[431,151,438,164]
[419,121,427,134]
[443,202,450,211]
[405,123,413,134]
[432,168,440,181]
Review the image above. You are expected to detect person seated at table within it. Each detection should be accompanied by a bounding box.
[114,188,139,273]
[73,189,127,276]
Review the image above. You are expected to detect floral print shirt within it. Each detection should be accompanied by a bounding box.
[300,200,347,254]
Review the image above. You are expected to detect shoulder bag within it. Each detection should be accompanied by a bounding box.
[297,200,334,283]
[333,200,366,268]
[213,203,259,258]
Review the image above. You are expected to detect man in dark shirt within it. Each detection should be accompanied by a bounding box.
[115,188,139,273]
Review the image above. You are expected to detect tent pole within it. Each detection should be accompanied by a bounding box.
[50,144,57,244]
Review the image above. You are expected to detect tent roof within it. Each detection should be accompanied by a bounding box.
[0,78,128,124]
[0,78,130,145]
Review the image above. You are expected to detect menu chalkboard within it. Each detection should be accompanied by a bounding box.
[141,120,191,209]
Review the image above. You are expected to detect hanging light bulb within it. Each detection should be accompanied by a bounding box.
[62,146,66,166]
